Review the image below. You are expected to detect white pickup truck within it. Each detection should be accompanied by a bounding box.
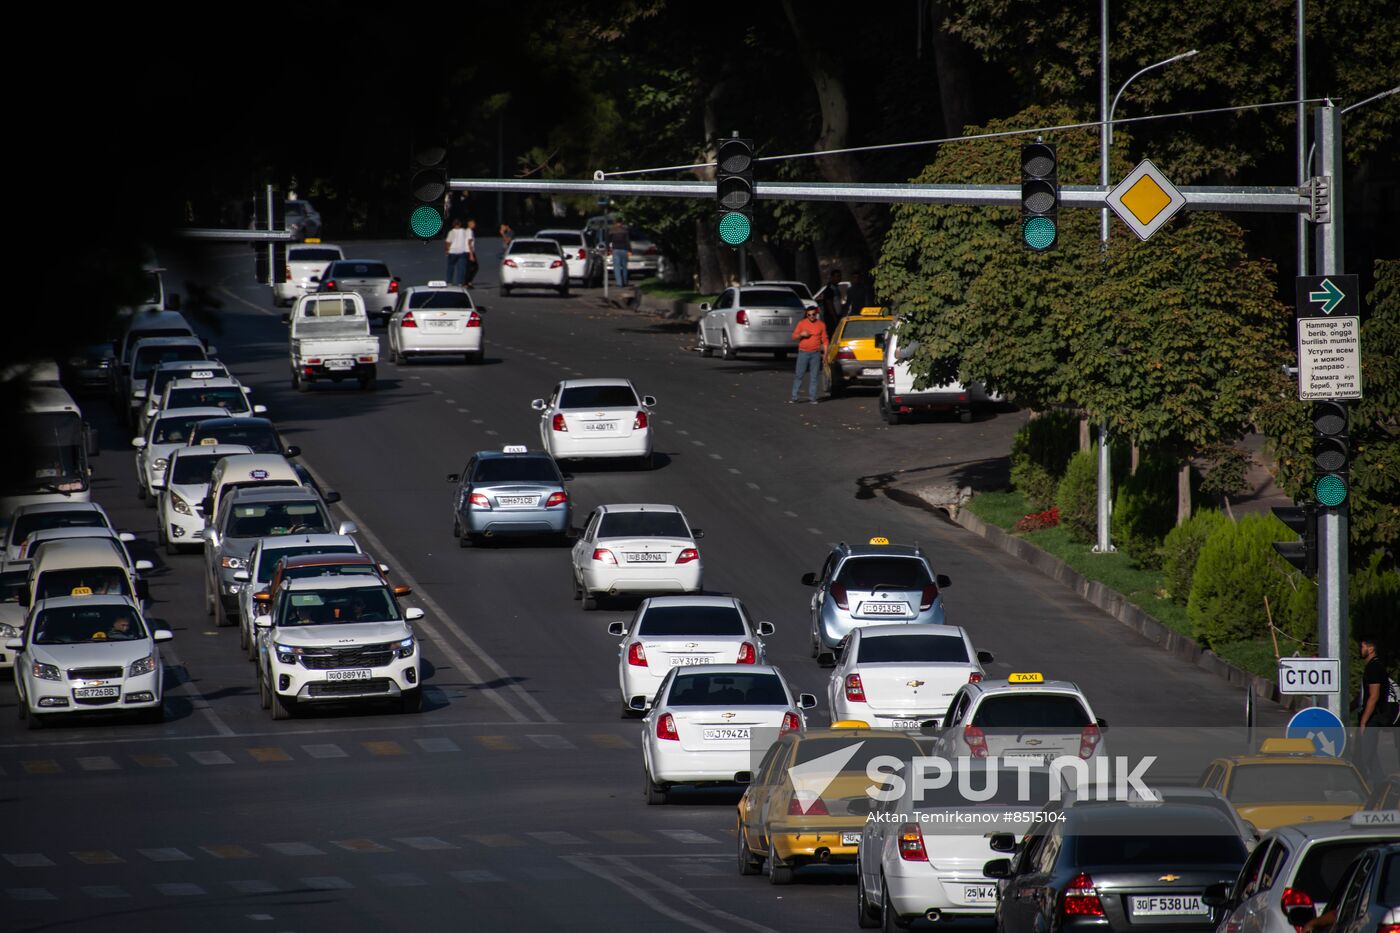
[288,293,379,391]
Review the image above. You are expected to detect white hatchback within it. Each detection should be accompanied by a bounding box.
[571,504,703,610]
[827,624,992,730]
[388,282,484,364]
[533,378,656,468]
[275,243,345,307]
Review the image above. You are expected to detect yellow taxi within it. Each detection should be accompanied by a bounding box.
[1198,738,1370,832]
[736,723,920,885]
[823,307,893,396]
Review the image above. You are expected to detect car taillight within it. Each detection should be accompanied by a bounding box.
[920,584,938,610]
[549,259,563,269]
[503,258,518,268]
[1281,886,1314,928]
[963,725,989,758]
[780,711,801,735]
[1078,724,1102,759]
[676,548,699,564]
[968,672,984,684]
[736,642,756,664]
[324,280,336,290]
[886,366,895,387]
[545,491,568,508]
[657,713,678,740]
[1379,926,1400,933]
[552,414,568,432]
[577,248,587,260]
[645,245,658,255]
[830,584,849,610]
[357,356,374,363]
[466,311,481,327]
[306,358,322,365]
[837,347,855,360]
[788,794,829,816]
[897,825,928,862]
[388,280,399,293]
[633,410,648,430]
[735,309,749,325]
[627,642,647,667]
[844,673,866,702]
[1060,873,1104,917]
[468,493,492,509]
[592,548,617,564]
[285,266,292,281]
[401,311,417,328]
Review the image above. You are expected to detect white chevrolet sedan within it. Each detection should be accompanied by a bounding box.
[132,406,231,501]
[8,594,171,728]
[387,282,484,365]
[826,624,992,730]
[157,444,254,554]
[641,664,816,804]
[571,504,702,610]
[607,595,775,716]
[533,378,656,468]
[500,238,568,296]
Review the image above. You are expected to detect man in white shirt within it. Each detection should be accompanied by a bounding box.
[463,218,479,287]
[445,219,470,285]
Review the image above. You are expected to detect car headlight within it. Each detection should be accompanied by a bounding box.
[153,458,169,471]
[172,494,192,515]
[397,636,415,659]
[0,622,20,639]
[274,642,301,665]
[31,660,61,681]
[220,556,246,570]
[128,653,157,677]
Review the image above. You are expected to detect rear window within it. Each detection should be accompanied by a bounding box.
[153,365,224,395]
[289,248,340,262]
[598,512,690,539]
[133,345,204,378]
[152,414,210,445]
[169,453,223,486]
[793,737,919,769]
[34,605,147,644]
[1227,765,1367,804]
[13,511,106,542]
[409,291,475,309]
[741,289,806,310]
[558,385,638,409]
[915,769,1056,809]
[36,568,132,601]
[228,502,329,537]
[1382,852,1400,907]
[256,545,358,583]
[540,232,584,246]
[191,422,278,453]
[302,297,358,317]
[971,694,1092,728]
[1073,812,1246,864]
[282,562,378,582]
[331,262,390,278]
[667,673,787,706]
[840,319,890,340]
[638,605,745,636]
[509,240,562,256]
[126,328,192,356]
[1293,840,1400,905]
[166,387,248,412]
[835,556,931,590]
[858,634,968,663]
[472,458,561,484]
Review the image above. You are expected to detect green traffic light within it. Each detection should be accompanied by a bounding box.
[1022,216,1056,250]
[718,212,751,246]
[1314,474,1348,507]
[410,205,444,238]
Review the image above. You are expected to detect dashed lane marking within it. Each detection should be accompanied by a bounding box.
[138,848,192,862]
[133,754,176,768]
[414,737,460,753]
[449,869,503,883]
[463,834,523,848]
[332,839,393,854]
[394,837,458,851]
[588,734,632,749]
[188,750,233,766]
[247,747,291,763]
[71,851,124,865]
[20,760,60,775]
[301,744,348,759]
[527,734,575,750]
[362,741,406,756]
[302,876,353,890]
[153,882,206,896]
[75,756,119,771]
[475,735,518,751]
[265,843,324,857]
[594,830,652,845]
[4,854,54,868]
[656,830,721,845]
[526,832,586,846]
[201,845,256,860]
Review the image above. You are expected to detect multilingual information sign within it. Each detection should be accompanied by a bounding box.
[1297,315,1362,400]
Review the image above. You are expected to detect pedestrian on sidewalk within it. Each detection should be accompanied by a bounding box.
[818,267,844,332]
[607,219,631,288]
[445,218,469,285]
[1353,637,1396,786]
[789,306,829,404]
[499,222,513,252]
[845,269,875,314]
[463,218,479,287]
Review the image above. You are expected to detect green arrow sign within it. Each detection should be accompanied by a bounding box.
[1309,278,1346,314]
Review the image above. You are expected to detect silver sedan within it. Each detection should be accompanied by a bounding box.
[697,286,807,360]
[315,259,400,326]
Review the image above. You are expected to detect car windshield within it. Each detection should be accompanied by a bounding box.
[915,768,1056,808]
[472,458,560,484]
[332,262,390,278]
[12,511,106,543]
[1292,840,1398,905]
[836,556,931,590]
[840,319,890,339]
[289,248,340,262]
[36,568,132,601]
[153,365,223,396]
[133,345,204,379]
[152,414,210,445]
[1227,764,1367,804]
[540,232,584,246]
[409,291,474,309]
[34,604,147,644]
[169,454,223,486]
[509,241,562,255]
[191,421,278,453]
[638,605,745,636]
[667,673,788,706]
[125,328,192,358]
[256,546,359,583]
[767,282,812,300]
[971,695,1092,729]
[559,385,638,408]
[741,289,806,310]
[278,585,399,625]
[227,502,329,538]
[858,634,968,663]
[166,387,248,412]
[598,512,690,539]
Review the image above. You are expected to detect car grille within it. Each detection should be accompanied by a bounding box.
[74,694,122,706]
[307,679,393,697]
[69,667,123,680]
[298,644,396,670]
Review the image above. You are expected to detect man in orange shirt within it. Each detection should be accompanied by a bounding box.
[789,307,829,404]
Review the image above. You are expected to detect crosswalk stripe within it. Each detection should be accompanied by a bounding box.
[247,747,291,763]
[227,880,278,894]
[132,754,176,768]
[201,845,256,860]
[3,854,55,868]
[463,834,523,848]
[301,743,348,759]
[188,750,233,766]
[154,882,206,896]
[81,885,129,898]
[5,888,56,901]
[138,848,192,862]
[448,869,503,883]
[20,760,61,775]
[657,830,721,845]
[587,734,631,749]
[413,737,460,754]
[527,734,576,750]
[475,735,518,751]
[332,839,392,854]
[593,830,652,845]
[394,837,458,851]
[376,873,428,887]
[75,756,120,771]
[265,842,324,857]
[526,831,586,846]
[361,741,406,756]
[71,850,124,865]
[301,876,353,890]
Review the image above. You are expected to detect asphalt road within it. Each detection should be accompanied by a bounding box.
[1,240,1287,932]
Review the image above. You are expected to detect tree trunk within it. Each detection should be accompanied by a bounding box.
[1079,414,1091,452]
[746,236,786,281]
[695,218,725,294]
[928,1,981,137]
[781,0,887,261]
[1177,463,1192,526]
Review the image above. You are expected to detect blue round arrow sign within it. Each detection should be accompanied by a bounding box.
[1286,706,1347,757]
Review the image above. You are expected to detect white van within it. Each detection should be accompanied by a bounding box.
[23,538,152,609]
[204,454,308,522]
[878,327,999,425]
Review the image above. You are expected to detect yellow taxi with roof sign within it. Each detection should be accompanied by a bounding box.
[823,307,893,397]
[1198,738,1370,831]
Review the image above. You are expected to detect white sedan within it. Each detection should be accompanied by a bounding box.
[641,664,816,804]
[157,444,253,554]
[827,624,992,730]
[388,282,484,365]
[533,378,656,468]
[133,406,230,501]
[607,595,775,716]
[500,238,568,296]
[7,594,171,728]
[571,504,702,610]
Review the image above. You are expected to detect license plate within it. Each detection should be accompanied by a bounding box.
[1131,896,1205,916]
[325,669,372,682]
[702,727,750,741]
[74,686,120,698]
[861,367,882,376]
[963,885,998,905]
[583,422,617,432]
[325,359,353,371]
[891,719,924,729]
[1003,753,1053,765]
[860,602,907,615]
[626,552,665,562]
[670,656,712,666]
[841,832,861,846]
[497,496,538,507]
[426,320,456,328]
[524,261,545,268]
[762,318,786,327]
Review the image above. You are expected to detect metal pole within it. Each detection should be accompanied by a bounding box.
[1296,0,1308,279]
[496,111,504,232]
[266,184,276,293]
[738,245,749,286]
[1095,0,1114,554]
[1312,103,1348,719]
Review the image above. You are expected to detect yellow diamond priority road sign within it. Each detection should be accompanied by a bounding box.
[1106,159,1186,241]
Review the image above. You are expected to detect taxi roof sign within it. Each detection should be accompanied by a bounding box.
[830,720,870,729]
[503,445,528,454]
[427,280,448,287]
[304,237,322,243]
[1008,672,1044,684]
[70,586,93,597]
[1351,810,1400,826]
[1258,737,1318,755]
[200,437,220,445]
[868,536,890,545]
[858,307,886,316]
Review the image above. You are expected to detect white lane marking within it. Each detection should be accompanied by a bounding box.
[708,453,722,460]
[414,737,460,753]
[662,420,674,425]
[394,837,458,851]
[783,511,798,518]
[188,750,234,766]
[216,286,279,318]
[162,642,236,738]
[676,430,689,435]
[471,418,484,424]
[560,855,780,933]
[727,468,741,475]
[138,848,192,862]
[3,854,54,867]
[807,528,823,535]
[764,496,778,503]
[301,744,348,759]
[691,440,705,446]
[656,830,720,845]
[485,429,498,436]
[458,408,470,413]
[746,482,760,490]
[526,734,576,750]
[265,843,324,857]
[294,460,556,724]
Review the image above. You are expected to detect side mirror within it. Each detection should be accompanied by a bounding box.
[987,833,1017,853]
[447,474,460,484]
[629,696,649,711]
[18,588,30,608]
[206,345,219,357]
[284,445,301,458]
[642,395,657,407]
[846,798,874,816]
[392,276,401,283]
[757,621,775,637]
[692,529,704,539]
[153,629,174,642]
[733,770,753,785]
[233,569,251,583]
[254,615,272,629]
[253,590,271,603]
[393,585,413,597]
[134,387,148,399]
[86,424,100,457]
[531,399,547,411]
[1200,882,1230,909]
[405,607,425,621]
[1286,906,1316,928]
[134,559,154,572]
[280,312,291,324]
[206,529,220,548]
[799,693,818,710]
[607,622,626,636]
[337,521,358,535]
[378,563,391,574]
[800,572,818,586]
[118,532,136,543]
[136,579,150,601]
[874,333,887,350]
[323,491,342,504]
[699,303,711,312]
[474,304,488,313]
[982,858,1013,880]
[165,294,182,310]
[252,404,268,414]
[1096,717,1108,729]
[937,574,952,588]
[5,637,22,651]
[131,437,147,449]
[308,275,320,283]
[977,650,995,664]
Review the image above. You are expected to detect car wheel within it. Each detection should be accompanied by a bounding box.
[818,651,836,668]
[644,767,668,805]
[295,371,309,392]
[637,452,654,471]
[27,710,45,731]
[468,350,484,365]
[271,689,295,720]
[359,374,376,391]
[959,409,973,424]
[204,585,215,617]
[458,529,473,548]
[827,368,846,397]
[558,284,569,296]
[571,573,582,601]
[857,870,881,928]
[501,285,512,296]
[238,619,249,651]
[773,350,788,360]
[881,878,907,931]
[720,332,736,361]
[214,599,232,628]
[768,840,793,885]
[880,395,905,426]
[257,668,272,709]
[399,687,423,714]
[737,821,763,876]
[698,324,713,357]
[247,628,259,662]
[16,688,27,720]
[582,592,599,611]
[388,344,400,364]
[620,702,641,719]
[136,482,146,501]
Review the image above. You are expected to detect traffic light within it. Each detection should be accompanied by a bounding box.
[1271,503,1318,578]
[715,137,754,247]
[1311,400,1349,508]
[1020,142,1058,251]
[409,145,449,239]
